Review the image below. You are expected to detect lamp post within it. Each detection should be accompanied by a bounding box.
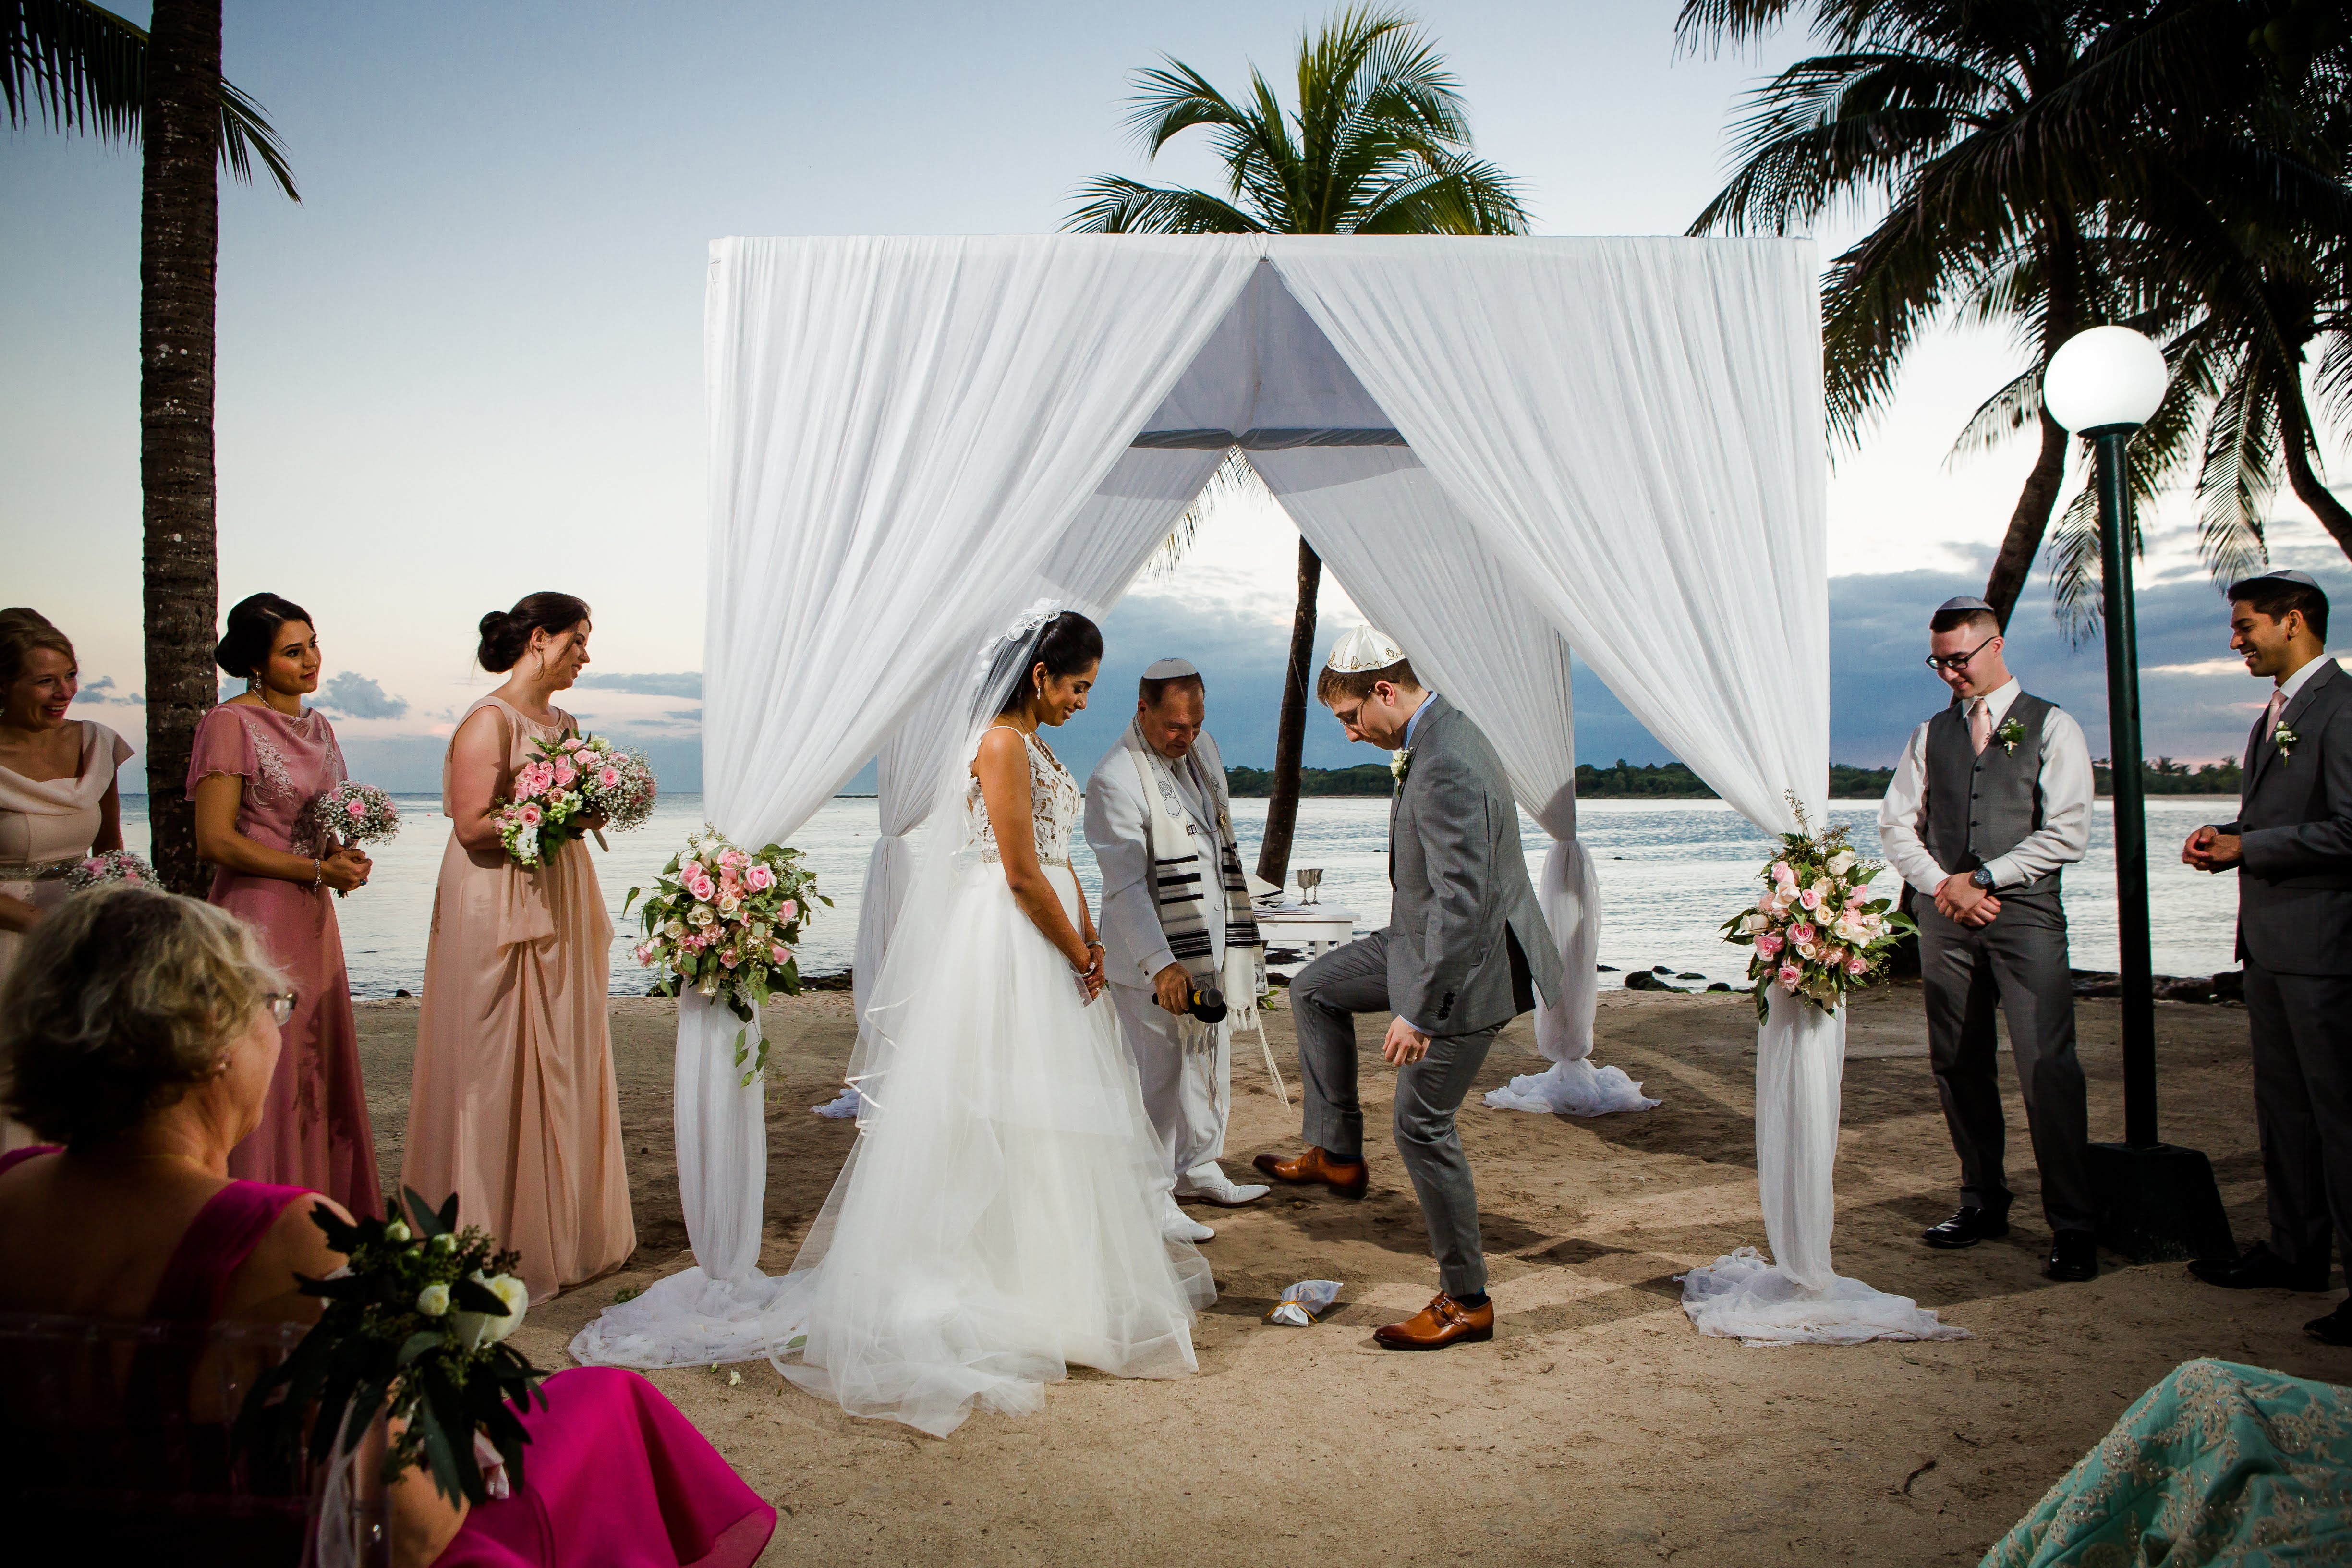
[2042,325,2233,1262]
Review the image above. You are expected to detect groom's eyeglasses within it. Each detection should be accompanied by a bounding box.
[1925,636,1998,674]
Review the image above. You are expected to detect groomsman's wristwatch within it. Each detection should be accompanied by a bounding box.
[1969,867,1997,890]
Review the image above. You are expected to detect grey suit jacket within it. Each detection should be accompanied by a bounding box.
[1386,694,1565,1034]
[2218,657,2352,976]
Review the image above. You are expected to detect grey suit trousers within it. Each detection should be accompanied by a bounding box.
[1293,929,1498,1297]
[2245,960,2352,1273]
[1917,900,2096,1234]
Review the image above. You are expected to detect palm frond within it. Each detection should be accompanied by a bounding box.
[1064,177,1264,236]
[1946,365,2041,467]
[3,0,299,199]
[1673,0,1805,56]
[1147,449,1256,580]
[2197,356,2282,581]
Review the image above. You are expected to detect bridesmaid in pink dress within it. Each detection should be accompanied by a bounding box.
[0,887,775,1568]
[191,593,383,1217]
[405,592,635,1303]
[0,609,133,1153]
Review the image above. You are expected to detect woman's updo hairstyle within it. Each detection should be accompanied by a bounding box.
[214,592,314,681]
[0,886,280,1147]
[0,608,74,689]
[995,610,1103,716]
[477,591,592,674]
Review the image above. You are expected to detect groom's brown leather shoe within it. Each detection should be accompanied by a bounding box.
[1253,1146,1369,1199]
[1373,1292,1494,1351]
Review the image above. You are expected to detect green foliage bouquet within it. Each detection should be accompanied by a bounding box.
[237,1187,545,1505]
[628,827,828,1085]
[1721,798,1916,1021]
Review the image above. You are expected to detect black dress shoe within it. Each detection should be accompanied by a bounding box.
[1921,1207,2010,1250]
[2305,1299,2352,1346]
[2187,1242,2331,1292]
[2044,1230,2098,1282]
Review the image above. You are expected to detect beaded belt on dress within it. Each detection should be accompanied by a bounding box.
[0,855,83,882]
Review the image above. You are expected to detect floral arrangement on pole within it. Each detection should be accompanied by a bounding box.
[236,1186,543,1507]
[628,827,827,1086]
[1720,797,1916,1021]
[491,732,657,869]
[64,849,156,888]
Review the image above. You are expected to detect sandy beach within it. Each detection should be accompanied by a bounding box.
[354,985,2339,1566]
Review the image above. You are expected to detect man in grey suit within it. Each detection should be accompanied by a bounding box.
[1254,627,1562,1350]
[2182,570,2352,1343]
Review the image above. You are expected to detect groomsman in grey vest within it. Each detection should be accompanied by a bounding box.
[1084,658,1271,1247]
[2182,571,2352,1343]
[1256,628,1563,1350]
[1879,595,2099,1282]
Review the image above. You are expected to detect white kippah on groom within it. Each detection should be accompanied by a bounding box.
[1082,657,1271,1228]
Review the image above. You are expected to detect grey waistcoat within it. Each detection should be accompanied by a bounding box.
[1923,692,2062,903]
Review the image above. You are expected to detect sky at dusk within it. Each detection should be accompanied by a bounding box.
[5,0,2346,794]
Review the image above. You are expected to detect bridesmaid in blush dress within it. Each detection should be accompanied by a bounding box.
[0,609,133,1153]
[191,593,383,1217]
[404,592,634,1304]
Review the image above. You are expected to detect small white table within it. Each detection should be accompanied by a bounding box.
[1255,904,1359,958]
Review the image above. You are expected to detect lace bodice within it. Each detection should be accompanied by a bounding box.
[963,727,1080,867]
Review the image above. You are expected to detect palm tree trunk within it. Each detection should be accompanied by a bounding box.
[2277,377,2352,559]
[1982,222,2083,629]
[140,0,222,896]
[1255,538,1322,891]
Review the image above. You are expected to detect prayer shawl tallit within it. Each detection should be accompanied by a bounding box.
[1119,718,1261,1046]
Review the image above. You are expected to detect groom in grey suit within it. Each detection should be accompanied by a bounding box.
[2184,570,2352,1342]
[1256,627,1562,1350]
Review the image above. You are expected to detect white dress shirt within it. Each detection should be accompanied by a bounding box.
[2273,651,2334,712]
[1877,678,2095,897]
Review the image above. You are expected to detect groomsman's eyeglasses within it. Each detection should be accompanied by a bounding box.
[264,991,298,1026]
[1924,636,1998,673]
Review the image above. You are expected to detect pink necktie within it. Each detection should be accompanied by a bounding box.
[1969,698,1992,756]
[2267,687,2287,738]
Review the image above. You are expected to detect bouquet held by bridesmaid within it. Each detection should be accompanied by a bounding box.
[492,733,655,868]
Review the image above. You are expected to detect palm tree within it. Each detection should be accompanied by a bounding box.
[7,0,297,892]
[1068,7,1526,888]
[1682,0,2352,633]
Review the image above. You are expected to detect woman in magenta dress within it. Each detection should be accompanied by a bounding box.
[0,887,776,1568]
[190,592,382,1217]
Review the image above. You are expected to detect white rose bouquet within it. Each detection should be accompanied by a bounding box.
[1720,796,1916,1020]
[236,1187,543,1506]
[628,827,828,1084]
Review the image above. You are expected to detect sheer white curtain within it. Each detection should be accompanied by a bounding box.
[1265,237,1955,1342]
[1251,445,1651,1117]
[576,236,1263,1362]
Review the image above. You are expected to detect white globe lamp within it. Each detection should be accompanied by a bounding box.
[2041,325,2169,435]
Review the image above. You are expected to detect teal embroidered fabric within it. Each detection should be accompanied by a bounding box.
[1984,1358,2352,1567]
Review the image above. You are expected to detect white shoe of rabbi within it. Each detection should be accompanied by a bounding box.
[1161,1193,1215,1243]
[1176,1162,1270,1207]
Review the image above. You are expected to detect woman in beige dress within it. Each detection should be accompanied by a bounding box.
[0,609,134,1152]
[404,591,634,1302]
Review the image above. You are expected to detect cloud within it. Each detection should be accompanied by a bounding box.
[74,675,143,706]
[573,671,703,699]
[314,672,411,721]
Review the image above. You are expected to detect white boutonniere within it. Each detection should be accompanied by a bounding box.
[2276,722,2301,760]
[1995,716,2026,754]
[1391,747,1414,786]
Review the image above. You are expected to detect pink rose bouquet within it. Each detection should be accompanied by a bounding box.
[491,731,655,869]
[65,849,157,889]
[1719,797,1914,1020]
[303,779,401,863]
[626,827,828,1084]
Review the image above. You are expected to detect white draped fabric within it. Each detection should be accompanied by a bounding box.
[577,233,1960,1367]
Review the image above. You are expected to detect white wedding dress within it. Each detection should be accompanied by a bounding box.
[770,726,1214,1436]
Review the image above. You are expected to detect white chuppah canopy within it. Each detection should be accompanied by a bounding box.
[572,234,1961,1368]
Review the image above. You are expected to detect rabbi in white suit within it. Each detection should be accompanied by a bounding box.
[1084,658,1269,1241]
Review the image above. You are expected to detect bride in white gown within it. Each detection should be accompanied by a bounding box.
[772,605,1214,1436]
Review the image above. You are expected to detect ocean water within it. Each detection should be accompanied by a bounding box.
[123,793,2244,998]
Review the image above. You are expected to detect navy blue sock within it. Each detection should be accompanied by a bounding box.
[1454,1291,1490,1309]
